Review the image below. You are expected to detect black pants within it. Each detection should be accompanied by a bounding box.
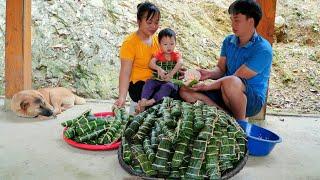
[128,81,145,102]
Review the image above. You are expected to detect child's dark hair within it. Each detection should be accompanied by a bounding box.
[228,0,262,27]
[137,2,160,21]
[158,28,176,43]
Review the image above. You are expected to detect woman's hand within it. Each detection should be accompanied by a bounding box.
[114,97,126,108]
[117,60,132,108]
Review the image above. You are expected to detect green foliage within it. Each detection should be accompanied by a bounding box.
[308,53,320,63]
[272,50,295,84]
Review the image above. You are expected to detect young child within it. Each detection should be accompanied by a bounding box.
[136,28,183,113]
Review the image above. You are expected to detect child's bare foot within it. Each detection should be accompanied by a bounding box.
[134,101,141,115]
[135,99,155,114]
[144,99,156,107]
[135,99,147,114]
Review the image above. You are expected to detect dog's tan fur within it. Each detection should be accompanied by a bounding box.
[11,87,86,118]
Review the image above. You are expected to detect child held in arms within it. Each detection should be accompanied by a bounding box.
[136,28,183,113]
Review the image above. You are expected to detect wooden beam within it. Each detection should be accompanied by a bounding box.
[250,0,277,120]
[5,0,32,101]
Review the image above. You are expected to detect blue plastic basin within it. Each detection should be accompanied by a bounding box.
[236,120,282,156]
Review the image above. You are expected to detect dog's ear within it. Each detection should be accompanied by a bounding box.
[20,101,30,110]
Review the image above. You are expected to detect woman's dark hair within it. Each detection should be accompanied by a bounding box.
[137,2,160,21]
[228,0,262,27]
[158,28,176,43]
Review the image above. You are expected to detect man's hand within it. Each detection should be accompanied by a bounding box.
[190,82,209,91]
[198,69,213,81]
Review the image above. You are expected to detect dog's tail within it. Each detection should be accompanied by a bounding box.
[74,95,86,105]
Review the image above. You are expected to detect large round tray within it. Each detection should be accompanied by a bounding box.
[62,111,121,151]
[117,145,248,179]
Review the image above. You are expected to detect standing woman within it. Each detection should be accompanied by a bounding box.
[114,2,161,108]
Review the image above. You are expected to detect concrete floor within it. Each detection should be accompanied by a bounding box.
[0,99,319,180]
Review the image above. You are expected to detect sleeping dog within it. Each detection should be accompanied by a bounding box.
[11,87,86,118]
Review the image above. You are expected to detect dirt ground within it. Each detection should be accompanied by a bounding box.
[268,0,320,114]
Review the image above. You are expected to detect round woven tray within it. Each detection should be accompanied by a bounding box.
[118,145,249,179]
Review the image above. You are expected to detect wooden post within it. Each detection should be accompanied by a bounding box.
[250,0,277,120]
[4,0,32,108]
[256,0,277,44]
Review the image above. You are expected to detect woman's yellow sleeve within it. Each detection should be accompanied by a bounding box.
[119,39,135,61]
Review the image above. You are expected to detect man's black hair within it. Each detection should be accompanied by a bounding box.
[137,2,160,21]
[158,28,176,43]
[228,0,262,27]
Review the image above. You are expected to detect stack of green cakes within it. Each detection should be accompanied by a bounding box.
[62,108,130,145]
[119,97,247,179]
